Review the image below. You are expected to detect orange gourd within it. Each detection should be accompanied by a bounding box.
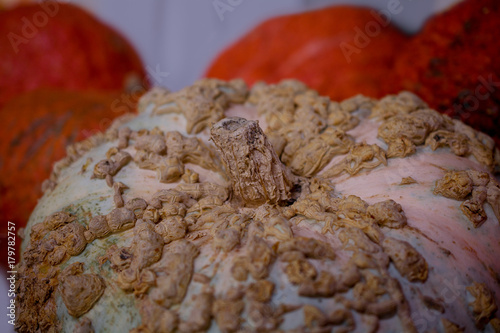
[205,6,408,101]
[0,3,147,107]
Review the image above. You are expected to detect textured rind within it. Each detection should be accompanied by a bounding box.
[19,80,500,333]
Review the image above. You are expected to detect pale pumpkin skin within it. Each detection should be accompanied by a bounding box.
[19,80,500,333]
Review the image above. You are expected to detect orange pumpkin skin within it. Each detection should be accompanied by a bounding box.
[394,0,500,147]
[0,3,147,107]
[0,89,140,268]
[205,6,408,100]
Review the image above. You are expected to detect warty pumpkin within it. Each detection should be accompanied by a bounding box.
[17,79,500,332]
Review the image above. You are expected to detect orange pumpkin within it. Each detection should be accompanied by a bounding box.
[205,6,408,101]
[0,3,148,107]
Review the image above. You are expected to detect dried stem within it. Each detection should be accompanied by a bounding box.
[210,117,293,206]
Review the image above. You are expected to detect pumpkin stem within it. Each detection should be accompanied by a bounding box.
[210,117,293,206]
